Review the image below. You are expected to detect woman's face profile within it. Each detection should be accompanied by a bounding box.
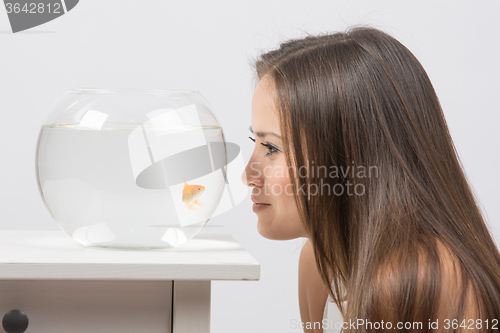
[241,76,307,240]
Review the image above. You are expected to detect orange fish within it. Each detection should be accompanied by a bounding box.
[181,178,206,212]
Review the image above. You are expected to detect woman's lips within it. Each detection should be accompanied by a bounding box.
[251,197,271,213]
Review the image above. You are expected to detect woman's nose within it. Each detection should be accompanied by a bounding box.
[241,160,263,187]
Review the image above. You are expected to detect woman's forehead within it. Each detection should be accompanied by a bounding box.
[251,77,281,135]
[252,77,276,112]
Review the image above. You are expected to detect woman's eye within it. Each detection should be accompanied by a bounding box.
[261,142,281,156]
[249,136,280,156]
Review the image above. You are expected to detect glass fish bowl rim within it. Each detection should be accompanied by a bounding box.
[65,87,201,95]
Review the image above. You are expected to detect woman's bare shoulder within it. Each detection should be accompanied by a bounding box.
[298,239,330,333]
[433,239,479,320]
[372,238,479,326]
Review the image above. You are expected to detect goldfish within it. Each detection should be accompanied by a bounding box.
[181,178,206,212]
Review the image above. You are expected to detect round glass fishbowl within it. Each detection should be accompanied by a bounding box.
[36,88,227,249]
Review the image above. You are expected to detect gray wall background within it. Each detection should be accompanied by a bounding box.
[1,1,499,332]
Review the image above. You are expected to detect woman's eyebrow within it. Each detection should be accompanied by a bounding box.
[248,126,281,139]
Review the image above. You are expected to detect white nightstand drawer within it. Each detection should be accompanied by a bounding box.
[0,280,172,333]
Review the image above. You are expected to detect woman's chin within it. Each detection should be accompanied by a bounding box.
[256,220,300,241]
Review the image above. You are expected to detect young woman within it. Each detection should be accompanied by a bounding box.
[241,26,500,333]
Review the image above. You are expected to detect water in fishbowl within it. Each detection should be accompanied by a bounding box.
[36,123,226,249]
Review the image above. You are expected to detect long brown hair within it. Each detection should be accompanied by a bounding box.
[252,26,500,332]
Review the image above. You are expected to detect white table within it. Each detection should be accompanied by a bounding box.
[0,228,260,333]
